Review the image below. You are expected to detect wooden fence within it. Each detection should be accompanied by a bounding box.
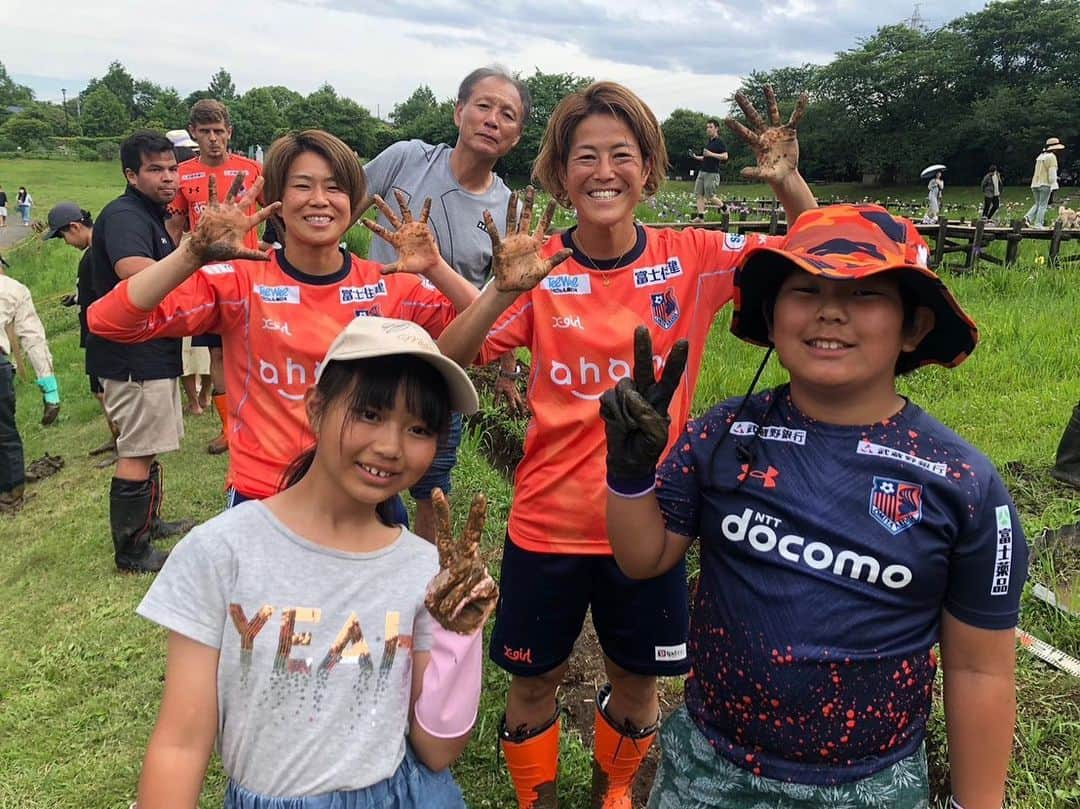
[654,208,1080,270]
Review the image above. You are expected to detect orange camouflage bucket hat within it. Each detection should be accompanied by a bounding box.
[732,203,978,373]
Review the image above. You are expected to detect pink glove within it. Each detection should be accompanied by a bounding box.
[413,623,483,738]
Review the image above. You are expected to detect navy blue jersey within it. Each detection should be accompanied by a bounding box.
[656,385,1028,785]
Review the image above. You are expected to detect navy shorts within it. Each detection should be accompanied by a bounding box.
[490,534,691,677]
[192,332,223,349]
[409,412,463,500]
[88,375,103,395]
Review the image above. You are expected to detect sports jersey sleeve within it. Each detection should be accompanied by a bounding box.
[688,229,784,318]
[656,417,710,539]
[393,277,456,338]
[475,291,535,366]
[87,261,248,342]
[168,187,190,218]
[137,527,229,649]
[362,141,411,199]
[944,471,1028,630]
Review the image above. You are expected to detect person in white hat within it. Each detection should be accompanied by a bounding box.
[1025,137,1065,228]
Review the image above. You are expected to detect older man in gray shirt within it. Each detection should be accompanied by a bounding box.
[363,65,530,541]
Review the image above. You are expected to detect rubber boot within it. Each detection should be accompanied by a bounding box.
[0,484,28,513]
[110,477,168,573]
[1051,403,1080,489]
[500,708,561,809]
[207,392,229,455]
[148,461,197,540]
[590,684,658,809]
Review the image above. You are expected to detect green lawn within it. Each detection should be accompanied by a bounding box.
[0,159,1078,808]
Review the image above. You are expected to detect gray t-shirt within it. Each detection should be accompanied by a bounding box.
[137,501,438,797]
[363,139,513,288]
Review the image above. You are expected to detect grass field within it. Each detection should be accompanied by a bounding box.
[1,159,1078,807]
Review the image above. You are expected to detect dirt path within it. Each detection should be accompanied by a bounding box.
[0,221,34,254]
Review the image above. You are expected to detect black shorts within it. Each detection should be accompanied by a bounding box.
[191,333,223,349]
[489,534,690,677]
[88,375,103,395]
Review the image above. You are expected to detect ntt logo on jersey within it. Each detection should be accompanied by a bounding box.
[541,274,592,295]
[724,233,747,250]
[255,284,301,304]
[722,507,913,590]
[340,281,387,304]
[181,171,206,181]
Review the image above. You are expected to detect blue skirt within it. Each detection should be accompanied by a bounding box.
[223,747,465,809]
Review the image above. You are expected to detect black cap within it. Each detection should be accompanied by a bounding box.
[44,201,85,240]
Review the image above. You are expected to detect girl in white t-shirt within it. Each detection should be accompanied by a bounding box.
[135,316,497,808]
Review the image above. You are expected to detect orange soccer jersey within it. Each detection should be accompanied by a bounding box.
[478,225,782,555]
[171,154,263,250]
[89,250,456,497]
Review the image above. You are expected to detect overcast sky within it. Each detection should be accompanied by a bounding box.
[2,0,988,121]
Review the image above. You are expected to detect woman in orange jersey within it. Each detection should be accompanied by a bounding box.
[437,83,816,808]
[89,129,478,520]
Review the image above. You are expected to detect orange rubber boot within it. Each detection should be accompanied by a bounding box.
[500,710,560,809]
[208,393,229,455]
[590,684,658,809]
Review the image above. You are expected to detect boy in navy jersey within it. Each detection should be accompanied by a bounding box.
[602,204,1027,809]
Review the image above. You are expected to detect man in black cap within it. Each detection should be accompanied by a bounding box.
[44,202,118,463]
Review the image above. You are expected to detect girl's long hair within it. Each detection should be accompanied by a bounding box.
[279,355,452,524]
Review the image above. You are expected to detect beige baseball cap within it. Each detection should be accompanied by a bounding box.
[317,317,479,414]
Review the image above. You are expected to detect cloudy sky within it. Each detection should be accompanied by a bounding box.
[2,0,988,121]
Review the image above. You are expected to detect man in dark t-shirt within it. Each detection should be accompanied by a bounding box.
[88,131,195,574]
[44,202,118,462]
[690,119,728,222]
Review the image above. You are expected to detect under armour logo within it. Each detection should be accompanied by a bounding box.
[738,464,779,488]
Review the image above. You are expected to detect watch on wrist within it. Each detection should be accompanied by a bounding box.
[499,364,522,380]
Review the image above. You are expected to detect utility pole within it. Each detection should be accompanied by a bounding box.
[61,88,69,129]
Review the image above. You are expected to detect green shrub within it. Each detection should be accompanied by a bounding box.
[95,141,119,161]
[75,145,98,161]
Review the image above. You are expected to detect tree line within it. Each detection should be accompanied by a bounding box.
[1,0,1077,184]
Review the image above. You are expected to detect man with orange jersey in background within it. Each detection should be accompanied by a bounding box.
[168,99,270,455]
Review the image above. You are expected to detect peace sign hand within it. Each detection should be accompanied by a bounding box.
[424,489,499,635]
[362,190,442,276]
[485,186,572,293]
[599,326,689,480]
[186,174,279,264]
[725,85,808,185]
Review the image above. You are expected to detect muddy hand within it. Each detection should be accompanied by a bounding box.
[425,489,499,635]
[725,85,808,184]
[186,174,279,263]
[362,190,439,275]
[485,185,572,293]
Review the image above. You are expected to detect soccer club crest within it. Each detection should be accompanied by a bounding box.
[869,476,923,535]
[650,287,680,330]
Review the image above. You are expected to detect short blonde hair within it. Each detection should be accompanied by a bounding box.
[531,81,668,208]
[262,130,366,236]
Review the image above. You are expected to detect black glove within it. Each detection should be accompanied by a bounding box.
[599,326,689,486]
[60,293,77,307]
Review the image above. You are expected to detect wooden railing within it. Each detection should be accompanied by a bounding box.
[646,212,1080,269]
